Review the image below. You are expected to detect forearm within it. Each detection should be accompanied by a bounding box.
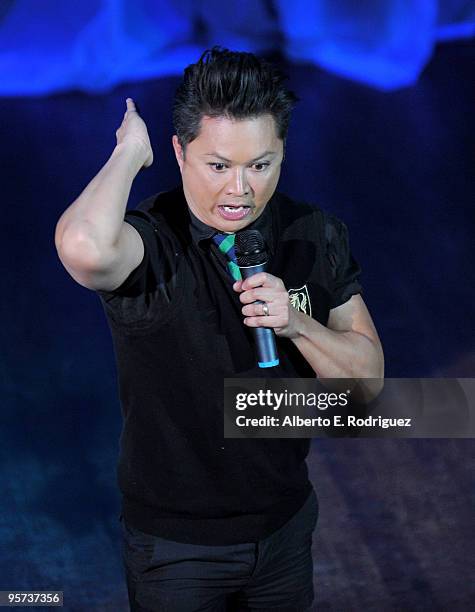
[291,309,384,380]
[55,143,144,257]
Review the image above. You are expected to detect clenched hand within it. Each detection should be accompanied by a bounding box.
[115,98,154,168]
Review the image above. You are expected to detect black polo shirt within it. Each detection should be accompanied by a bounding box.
[97,185,362,545]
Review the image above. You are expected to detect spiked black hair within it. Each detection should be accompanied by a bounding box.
[173,46,298,149]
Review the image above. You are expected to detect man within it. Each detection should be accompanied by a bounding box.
[55,47,383,611]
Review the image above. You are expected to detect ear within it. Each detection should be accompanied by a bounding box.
[172,135,184,172]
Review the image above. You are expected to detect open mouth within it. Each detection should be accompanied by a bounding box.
[217,204,253,220]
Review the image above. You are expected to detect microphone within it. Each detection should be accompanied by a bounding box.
[235,230,279,368]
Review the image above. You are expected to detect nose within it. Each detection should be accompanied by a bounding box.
[225,167,249,196]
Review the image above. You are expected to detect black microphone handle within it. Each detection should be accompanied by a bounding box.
[239,262,279,368]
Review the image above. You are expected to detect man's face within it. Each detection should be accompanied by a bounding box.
[172,114,284,232]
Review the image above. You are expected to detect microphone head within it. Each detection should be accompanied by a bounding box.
[235,230,267,266]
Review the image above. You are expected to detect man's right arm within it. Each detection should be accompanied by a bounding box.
[54,98,153,292]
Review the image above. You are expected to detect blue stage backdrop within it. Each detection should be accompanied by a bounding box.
[0,0,474,95]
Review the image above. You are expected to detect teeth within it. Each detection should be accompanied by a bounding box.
[224,206,244,212]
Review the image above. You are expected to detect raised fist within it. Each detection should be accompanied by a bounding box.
[115,98,154,168]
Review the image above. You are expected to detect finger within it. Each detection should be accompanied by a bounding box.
[126,98,137,112]
[240,272,267,290]
[243,316,282,328]
[233,280,243,292]
[241,273,280,291]
[239,288,281,304]
[242,302,273,317]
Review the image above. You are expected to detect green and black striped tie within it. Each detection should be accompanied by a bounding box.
[212,233,242,281]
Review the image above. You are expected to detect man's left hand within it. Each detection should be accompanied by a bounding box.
[233,273,299,339]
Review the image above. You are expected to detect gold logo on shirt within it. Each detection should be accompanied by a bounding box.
[288,285,312,317]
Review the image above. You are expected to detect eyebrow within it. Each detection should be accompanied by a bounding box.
[203,151,277,163]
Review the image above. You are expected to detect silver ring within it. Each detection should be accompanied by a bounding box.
[262,302,269,316]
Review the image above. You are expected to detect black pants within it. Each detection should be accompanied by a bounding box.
[121,489,318,611]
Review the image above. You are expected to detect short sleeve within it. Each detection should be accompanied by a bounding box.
[323,213,363,309]
[96,209,163,299]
